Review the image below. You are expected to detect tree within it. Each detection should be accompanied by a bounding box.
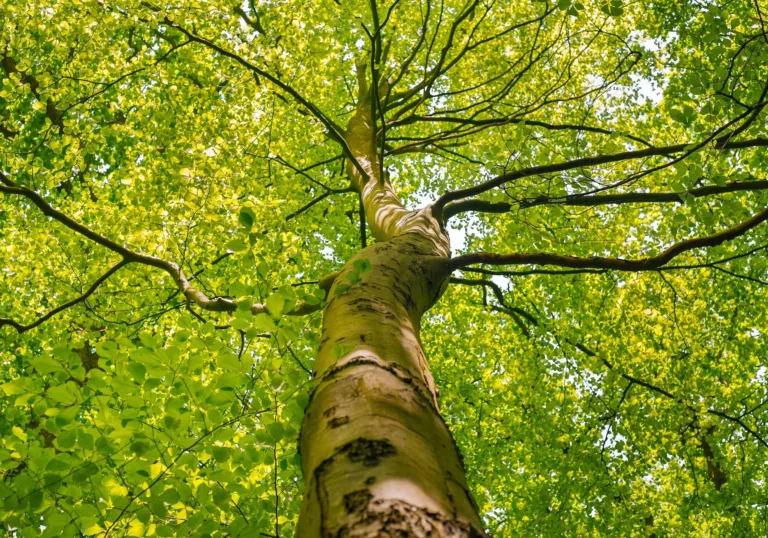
[1,0,767,535]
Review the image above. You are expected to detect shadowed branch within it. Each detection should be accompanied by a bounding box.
[433,136,768,215]
[443,179,768,219]
[448,206,768,272]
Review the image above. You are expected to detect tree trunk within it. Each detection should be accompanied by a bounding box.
[296,229,486,537]
[295,68,487,537]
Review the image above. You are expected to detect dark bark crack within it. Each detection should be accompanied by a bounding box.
[341,437,397,467]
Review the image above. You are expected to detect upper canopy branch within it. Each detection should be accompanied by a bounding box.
[387,115,654,148]
[443,179,768,219]
[448,206,768,273]
[432,136,768,216]
[162,19,369,182]
[0,172,325,331]
[383,1,553,115]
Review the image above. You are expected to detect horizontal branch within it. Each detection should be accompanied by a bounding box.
[463,266,608,277]
[0,260,129,333]
[443,179,768,219]
[433,137,768,214]
[459,243,768,280]
[0,172,326,328]
[448,206,768,272]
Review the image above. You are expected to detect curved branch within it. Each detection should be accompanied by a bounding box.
[444,179,768,219]
[0,260,129,333]
[460,243,768,277]
[463,266,608,277]
[432,137,768,215]
[164,20,369,182]
[0,172,326,321]
[450,277,538,336]
[493,298,768,449]
[285,187,353,222]
[448,207,768,272]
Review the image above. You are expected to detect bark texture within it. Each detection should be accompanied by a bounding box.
[295,68,486,537]
[296,234,485,537]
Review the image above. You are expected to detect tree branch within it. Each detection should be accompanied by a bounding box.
[491,295,768,449]
[0,172,327,322]
[580,341,768,450]
[448,207,768,272]
[284,187,353,222]
[460,243,768,277]
[2,55,64,129]
[432,137,768,215]
[0,260,129,333]
[164,20,370,182]
[443,179,768,219]
[449,276,534,336]
[359,193,367,248]
[234,5,266,34]
[389,115,653,148]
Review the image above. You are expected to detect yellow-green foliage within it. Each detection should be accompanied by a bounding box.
[1,0,767,536]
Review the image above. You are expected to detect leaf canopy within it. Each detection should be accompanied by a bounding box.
[1,0,768,536]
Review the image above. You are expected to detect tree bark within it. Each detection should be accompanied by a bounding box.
[294,68,486,537]
[296,233,486,537]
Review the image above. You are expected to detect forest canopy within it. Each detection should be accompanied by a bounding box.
[1,0,768,536]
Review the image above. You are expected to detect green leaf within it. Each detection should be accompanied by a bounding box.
[253,313,277,332]
[353,258,372,274]
[225,238,248,252]
[239,206,256,229]
[206,391,236,407]
[57,430,78,450]
[47,383,79,405]
[256,260,270,278]
[334,283,350,297]
[12,426,27,442]
[266,293,285,318]
[1,380,27,396]
[267,422,285,442]
[600,0,623,15]
[211,446,230,463]
[30,355,64,374]
[46,456,71,472]
[127,362,146,381]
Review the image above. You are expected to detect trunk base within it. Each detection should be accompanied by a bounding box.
[333,498,489,538]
